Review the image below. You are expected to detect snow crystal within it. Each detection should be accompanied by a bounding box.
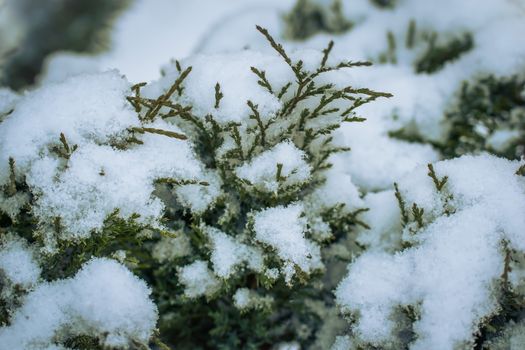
[0,258,157,349]
[178,260,221,298]
[336,154,525,349]
[253,203,323,284]
[235,141,311,193]
[206,226,264,279]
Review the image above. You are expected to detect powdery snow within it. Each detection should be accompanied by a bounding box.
[253,203,323,284]
[0,258,157,350]
[335,155,525,349]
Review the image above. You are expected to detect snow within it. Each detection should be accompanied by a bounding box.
[206,226,264,278]
[487,129,522,153]
[0,258,157,349]
[0,71,219,239]
[2,0,525,348]
[0,88,18,119]
[235,141,311,193]
[331,335,353,350]
[253,203,323,284]
[233,288,273,311]
[0,234,40,290]
[335,154,525,349]
[151,50,291,125]
[197,0,525,149]
[333,120,440,191]
[307,164,363,212]
[38,0,297,83]
[0,191,30,222]
[0,71,137,176]
[355,190,402,251]
[178,260,221,298]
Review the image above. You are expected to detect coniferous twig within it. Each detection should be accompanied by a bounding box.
[411,203,424,229]
[406,19,416,49]
[52,133,78,160]
[250,67,273,94]
[214,82,224,109]
[6,157,17,197]
[427,163,448,191]
[320,40,334,69]
[394,183,409,227]
[143,66,192,121]
[131,127,187,140]
[155,178,209,186]
[247,100,267,146]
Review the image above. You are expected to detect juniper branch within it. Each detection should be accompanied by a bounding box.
[214,82,224,109]
[6,157,17,197]
[143,66,192,121]
[275,163,284,183]
[131,127,188,140]
[406,19,416,49]
[427,163,448,191]
[250,67,273,94]
[321,40,334,69]
[411,203,424,229]
[52,133,78,160]
[247,100,267,146]
[277,82,292,99]
[155,178,209,186]
[394,183,409,227]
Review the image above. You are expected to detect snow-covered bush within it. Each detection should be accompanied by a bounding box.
[0,21,391,348]
[335,155,525,349]
[1,0,525,349]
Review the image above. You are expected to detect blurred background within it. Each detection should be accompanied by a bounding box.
[0,0,298,89]
[1,0,524,159]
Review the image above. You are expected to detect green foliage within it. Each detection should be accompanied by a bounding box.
[284,0,352,40]
[40,210,150,281]
[415,32,473,74]
[441,74,525,159]
[475,245,525,348]
[0,21,390,349]
[128,25,390,348]
[394,164,453,241]
[379,31,397,64]
[427,163,448,191]
[370,0,397,9]
[51,132,78,160]
[1,0,130,90]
